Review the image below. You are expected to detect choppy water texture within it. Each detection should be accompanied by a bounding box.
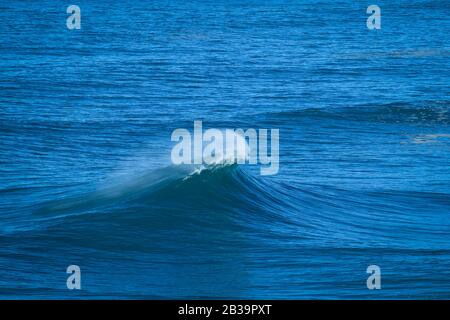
[0,0,450,299]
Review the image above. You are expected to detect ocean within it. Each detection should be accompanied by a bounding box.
[0,0,449,299]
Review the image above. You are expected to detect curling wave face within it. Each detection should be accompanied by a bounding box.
[17,155,450,252]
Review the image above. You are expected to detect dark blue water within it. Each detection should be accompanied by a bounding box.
[1,0,449,299]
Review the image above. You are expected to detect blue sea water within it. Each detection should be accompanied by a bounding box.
[0,0,449,299]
